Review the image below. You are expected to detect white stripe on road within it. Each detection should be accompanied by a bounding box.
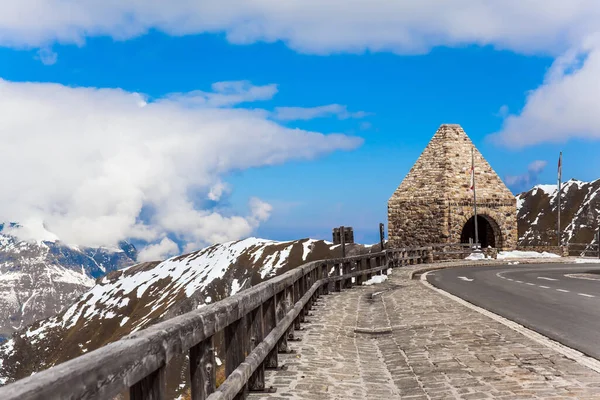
[557,289,570,293]
[526,283,535,286]
[516,280,523,283]
[458,276,474,282]
[537,277,558,281]
[578,293,595,298]
[538,285,550,289]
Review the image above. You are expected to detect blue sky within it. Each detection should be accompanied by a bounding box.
[1,2,600,256]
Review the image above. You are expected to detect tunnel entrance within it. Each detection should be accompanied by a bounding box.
[460,215,502,248]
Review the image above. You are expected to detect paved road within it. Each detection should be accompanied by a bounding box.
[427,263,600,360]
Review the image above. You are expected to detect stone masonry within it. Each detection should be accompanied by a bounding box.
[250,265,600,399]
[388,124,517,250]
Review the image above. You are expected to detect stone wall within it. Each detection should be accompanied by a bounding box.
[388,200,446,246]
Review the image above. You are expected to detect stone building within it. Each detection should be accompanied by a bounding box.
[387,124,517,250]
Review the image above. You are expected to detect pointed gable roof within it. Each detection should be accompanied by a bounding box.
[390,124,514,203]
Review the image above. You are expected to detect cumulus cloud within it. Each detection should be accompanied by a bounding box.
[0,78,362,255]
[505,160,548,190]
[490,35,600,147]
[272,104,369,121]
[2,1,600,56]
[137,238,180,262]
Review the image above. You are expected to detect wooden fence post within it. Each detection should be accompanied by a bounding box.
[263,296,278,369]
[355,258,363,286]
[190,337,216,400]
[248,306,265,392]
[130,366,166,400]
[320,263,329,295]
[276,291,288,353]
[293,279,302,330]
[344,261,352,288]
[225,316,248,399]
[335,263,342,292]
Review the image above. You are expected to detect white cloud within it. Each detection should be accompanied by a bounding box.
[35,47,57,65]
[137,238,180,262]
[207,181,230,201]
[0,78,362,254]
[504,160,548,189]
[2,1,600,56]
[491,35,600,147]
[272,104,369,121]
[166,81,278,108]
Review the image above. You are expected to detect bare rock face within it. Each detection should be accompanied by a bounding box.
[388,124,517,250]
[517,179,600,246]
[0,223,137,341]
[0,237,372,395]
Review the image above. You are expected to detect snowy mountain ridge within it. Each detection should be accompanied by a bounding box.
[0,225,137,341]
[0,237,372,395]
[516,178,600,245]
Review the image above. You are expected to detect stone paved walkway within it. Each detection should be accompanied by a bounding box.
[249,264,600,399]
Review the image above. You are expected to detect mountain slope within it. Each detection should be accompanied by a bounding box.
[517,178,600,245]
[0,224,137,340]
[0,237,373,393]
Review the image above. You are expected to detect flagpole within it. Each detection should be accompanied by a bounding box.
[557,151,562,247]
[472,147,479,249]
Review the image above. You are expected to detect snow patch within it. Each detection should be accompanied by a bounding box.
[465,253,486,260]
[574,258,600,264]
[497,250,560,259]
[362,275,388,285]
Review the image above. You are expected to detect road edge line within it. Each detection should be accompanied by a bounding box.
[420,271,600,375]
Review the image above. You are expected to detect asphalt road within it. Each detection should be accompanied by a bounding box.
[426,263,600,360]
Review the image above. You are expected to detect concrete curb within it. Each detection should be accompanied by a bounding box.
[420,269,600,375]
[407,257,581,280]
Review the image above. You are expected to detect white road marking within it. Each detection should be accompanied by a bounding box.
[526,283,535,286]
[557,289,570,293]
[516,280,524,283]
[537,277,558,281]
[458,276,474,282]
[538,285,550,289]
[565,273,600,281]
[421,272,600,375]
[507,279,514,281]
[578,293,595,298]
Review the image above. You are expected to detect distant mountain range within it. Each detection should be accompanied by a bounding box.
[0,223,137,341]
[516,179,600,246]
[0,237,374,394]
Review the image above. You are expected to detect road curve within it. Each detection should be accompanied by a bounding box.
[426,263,600,360]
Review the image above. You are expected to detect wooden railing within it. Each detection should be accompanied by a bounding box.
[0,247,437,400]
[567,242,600,258]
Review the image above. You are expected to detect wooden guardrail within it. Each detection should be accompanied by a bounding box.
[0,246,435,400]
[567,242,600,258]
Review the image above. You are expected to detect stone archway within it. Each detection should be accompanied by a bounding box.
[460,214,503,248]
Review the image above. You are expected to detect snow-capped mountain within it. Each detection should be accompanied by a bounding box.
[517,178,600,245]
[0,223,137,341]
[0,237,374,395]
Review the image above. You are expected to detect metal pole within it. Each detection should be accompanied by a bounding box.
[379,223,385,251]
[340,226,346,258]
[557,151,562,247]
[472,147,479,250]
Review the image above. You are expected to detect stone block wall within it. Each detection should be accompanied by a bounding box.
[388,200,446,247]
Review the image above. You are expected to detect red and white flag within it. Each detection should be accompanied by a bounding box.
[558,152,562,182]
[467,165,474,192]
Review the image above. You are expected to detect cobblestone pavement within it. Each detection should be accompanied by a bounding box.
[249,265,600,399]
